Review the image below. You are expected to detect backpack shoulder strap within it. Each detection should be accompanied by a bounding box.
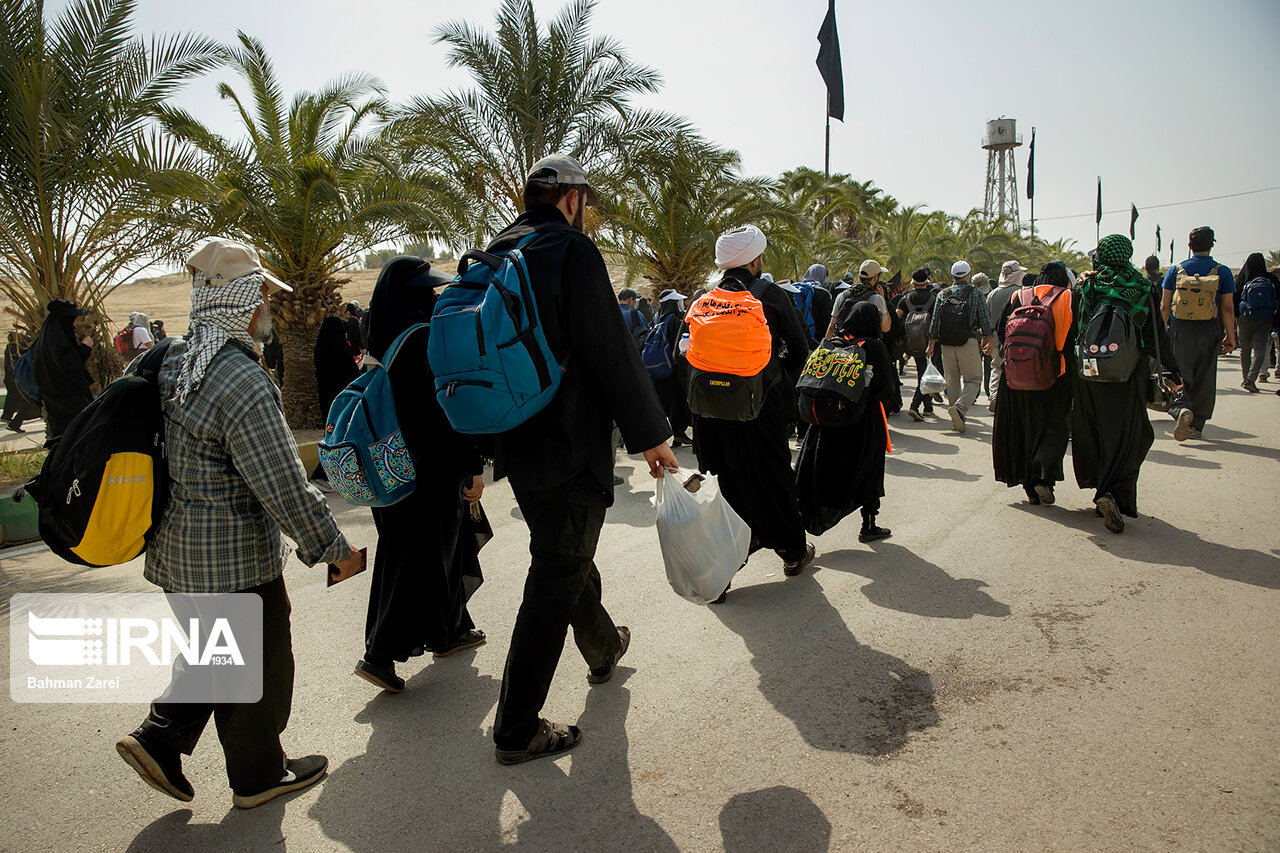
[381,323,430,371]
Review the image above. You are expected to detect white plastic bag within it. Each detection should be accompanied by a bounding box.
[919,360,946,395]
[654,468,750,605]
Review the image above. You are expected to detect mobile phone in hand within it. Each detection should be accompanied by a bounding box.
[327,547,368,587]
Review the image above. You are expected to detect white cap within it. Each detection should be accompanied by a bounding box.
[715,225,768,270]
[659,290,687,302]
[951,260,971,278]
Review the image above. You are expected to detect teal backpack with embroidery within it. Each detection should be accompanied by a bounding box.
[319,324,425,506]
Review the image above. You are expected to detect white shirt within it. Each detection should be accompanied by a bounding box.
[132,325,154,348]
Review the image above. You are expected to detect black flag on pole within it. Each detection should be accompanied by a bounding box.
[1156,224,1161,253]
[1096,178,1102,225]
[1130,204,1138,239]
[1026,128,1035,199]
[816,0,844,122]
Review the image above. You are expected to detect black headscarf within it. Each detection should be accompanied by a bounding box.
[366,256,437,361]
[1239,252,1278,287]
[1037,262,1073,290]
[834,300,882,340]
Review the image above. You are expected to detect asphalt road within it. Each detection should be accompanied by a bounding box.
[1,357,1277,852]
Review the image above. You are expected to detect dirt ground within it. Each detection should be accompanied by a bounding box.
[0,355,1276,852]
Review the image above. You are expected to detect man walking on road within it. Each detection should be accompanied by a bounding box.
[927,261,994,433]
[116,238,363,810]
[486,154,676,765]
[1161,226,1236,440]
[985,259,1028,413]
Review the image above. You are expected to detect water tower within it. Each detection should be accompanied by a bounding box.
[982,117,1022,228]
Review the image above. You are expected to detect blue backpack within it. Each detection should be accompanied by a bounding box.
[319,324,425,507]
[642,314,678,380]
[14,345,40,404]
[428,234,563,434]
[791,283,817,340]
[1239,276,1278,322]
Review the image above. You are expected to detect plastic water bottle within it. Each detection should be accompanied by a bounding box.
[678,332,690,355]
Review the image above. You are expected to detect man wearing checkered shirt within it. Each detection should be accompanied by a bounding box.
[115,239,362,810]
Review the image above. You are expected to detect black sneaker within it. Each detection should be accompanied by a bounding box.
[1034,484,1055,505]
[612,474,625,486]
[232,755,328,809]
[116,730,194,802]
[587,626,631,684]
[354,658,405,693]
[782,542,816,576]
[908,409,924,422]
[858,525,892,542]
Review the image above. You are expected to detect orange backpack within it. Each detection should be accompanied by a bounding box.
[684,282,774,421]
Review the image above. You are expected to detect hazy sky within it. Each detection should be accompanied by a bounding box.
[67,0,1280,266]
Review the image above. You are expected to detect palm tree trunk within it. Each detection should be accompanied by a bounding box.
[272,285,339,429]
[276,317,322,428]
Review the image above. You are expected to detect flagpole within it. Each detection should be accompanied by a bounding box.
[1029,127,1035,239]
[823,92,831,234]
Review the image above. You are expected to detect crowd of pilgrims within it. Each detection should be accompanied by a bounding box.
[309,228,1211,687]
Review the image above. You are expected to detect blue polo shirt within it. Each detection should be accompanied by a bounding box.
[1162,254,1235,296]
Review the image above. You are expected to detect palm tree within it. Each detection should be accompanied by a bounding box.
[594,136,804,297]
[398,0,687,240]
[873,205,946,280]
[158,33,467,426]
[0,0,222,366]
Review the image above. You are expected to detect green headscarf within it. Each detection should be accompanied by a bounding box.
[1079,234,1152,344]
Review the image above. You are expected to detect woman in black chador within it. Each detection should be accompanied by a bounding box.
[991,263,1076,506]
[354,257,488,693]
[1071,235,1182,533]
[795,300,894,541]
[313,316,358,417]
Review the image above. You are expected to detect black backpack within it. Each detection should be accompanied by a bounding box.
[1077,303,1140,383]
[20,340,173,566]
[796,337,871,426]
[936,287,973,346]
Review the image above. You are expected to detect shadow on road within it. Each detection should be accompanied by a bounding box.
[820,545,1012,620]
[720,786,831,852]
[306,664,674,851]
[886,457,982,482]
[127,804,285,851]
[1010,504,1280,590]
[1145,449,1221,469]
[886,430,960,456]
[710,574,938,755]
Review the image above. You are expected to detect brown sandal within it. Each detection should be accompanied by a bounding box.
[495,718,581,765]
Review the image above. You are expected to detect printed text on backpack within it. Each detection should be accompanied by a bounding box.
[796,337,870,426]
[685,281,773,421]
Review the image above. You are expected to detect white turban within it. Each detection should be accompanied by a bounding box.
[715,225,768,270]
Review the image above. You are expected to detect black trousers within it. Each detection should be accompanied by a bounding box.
[909,352,943,411]
[1169,318,1221,430]
[493,473,622,749]
[139,575,293,795]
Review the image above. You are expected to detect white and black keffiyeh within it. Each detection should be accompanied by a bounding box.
[176,273,265,405]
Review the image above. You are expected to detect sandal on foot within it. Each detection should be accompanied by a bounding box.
[433,629,486,658]
[587,627,631,684]
[495,719,581,765]
[354,659,404,693]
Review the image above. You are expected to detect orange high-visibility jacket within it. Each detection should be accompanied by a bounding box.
[685,287,773,376]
